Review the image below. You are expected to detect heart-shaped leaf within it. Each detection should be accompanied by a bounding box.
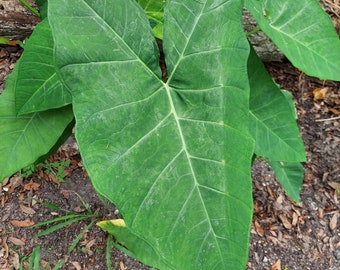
[245,0,340,80]
[0,67,74,180]
[49,0,254,268]
[14,19,71,115]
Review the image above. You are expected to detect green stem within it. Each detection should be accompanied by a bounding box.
[246,27,261,37]
[19,0,41,18]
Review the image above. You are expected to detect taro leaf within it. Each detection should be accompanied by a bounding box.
[97,219,171,269]
[15,19,71,115]
[244,0,340,81]
[248,46,306,162]
[269,161,304,203]
[281,89,297,120]
[137,0,166,38]
[0,67,74,181]
[49,0,254,268]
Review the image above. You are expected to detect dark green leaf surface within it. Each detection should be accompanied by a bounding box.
[245,0,340,81]
[15,19,71,115]
[49,0,254,268]
[0,67,74,181]
[248,47,306,162]
[269,161,304,202]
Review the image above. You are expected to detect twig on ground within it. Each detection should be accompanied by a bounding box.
[315,116,340,122]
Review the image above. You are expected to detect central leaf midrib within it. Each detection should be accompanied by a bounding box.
[164,81,225,265]
[162,1,228,265]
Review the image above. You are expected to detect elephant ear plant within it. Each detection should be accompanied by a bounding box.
[1,0,339,268]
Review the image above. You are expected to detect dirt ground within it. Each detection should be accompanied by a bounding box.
[1,3,340,269]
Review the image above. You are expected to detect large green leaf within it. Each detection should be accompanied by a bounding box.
[248,46,306,162]
[0,67,74,181]
[269,161,304,202]
[97,219,172,269]
[245,0,340,81]
[14,19,71,115]
[248,46,305,201]
[49,0,254,268]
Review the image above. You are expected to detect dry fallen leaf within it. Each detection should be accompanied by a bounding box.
[10,218,34,227]
[330,213,338,231]
[279,214,292,230]
[8,237,25,246]
[23,180,40,191]
[329,108,340,115]
[328,181,340,194]
[8,251,20,270]
[254,220,265,237]
[71,261,81,270]
[271,259,281,270]
[317,208,324,219]
[2,241,9,259]
[85,239,96,256]
[313,87,328,100]
[119,261,126,270]
[19,204,36,215]
[10,175,23,190]
[292,212,299,226]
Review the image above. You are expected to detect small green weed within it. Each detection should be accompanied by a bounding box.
[19,245,64,270]
[39,159,70,183]
[21,159,70,183]
[26,192,107,268]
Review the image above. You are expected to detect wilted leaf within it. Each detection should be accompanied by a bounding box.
[8,237,25,246]
[328,181,340,194]
[330,213,338,231]
[10,175,23,190]
[23,181,41,191]
[254,220,265,237]
[329,108,340,115]
[8,251,20,270]
[271,259,281,270]
[278,214,292,230]
[313,87,328,101]
[71,262,82,270]
[19,204,36,215]
[10,218,34,227]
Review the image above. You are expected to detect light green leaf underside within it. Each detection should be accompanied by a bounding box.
[15,19,71,115]
[49,0,254,269]
[248,47,306,162]
[269,161,304,202]
[245,0,340,81]
[0,67,74,181]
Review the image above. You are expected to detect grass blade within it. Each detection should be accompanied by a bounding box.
[31,214,87,228]
[28,245,41,270]
[52,259,65,270]
[35,216,90,238]
[67,219,96,255]
[106,234,114,270]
